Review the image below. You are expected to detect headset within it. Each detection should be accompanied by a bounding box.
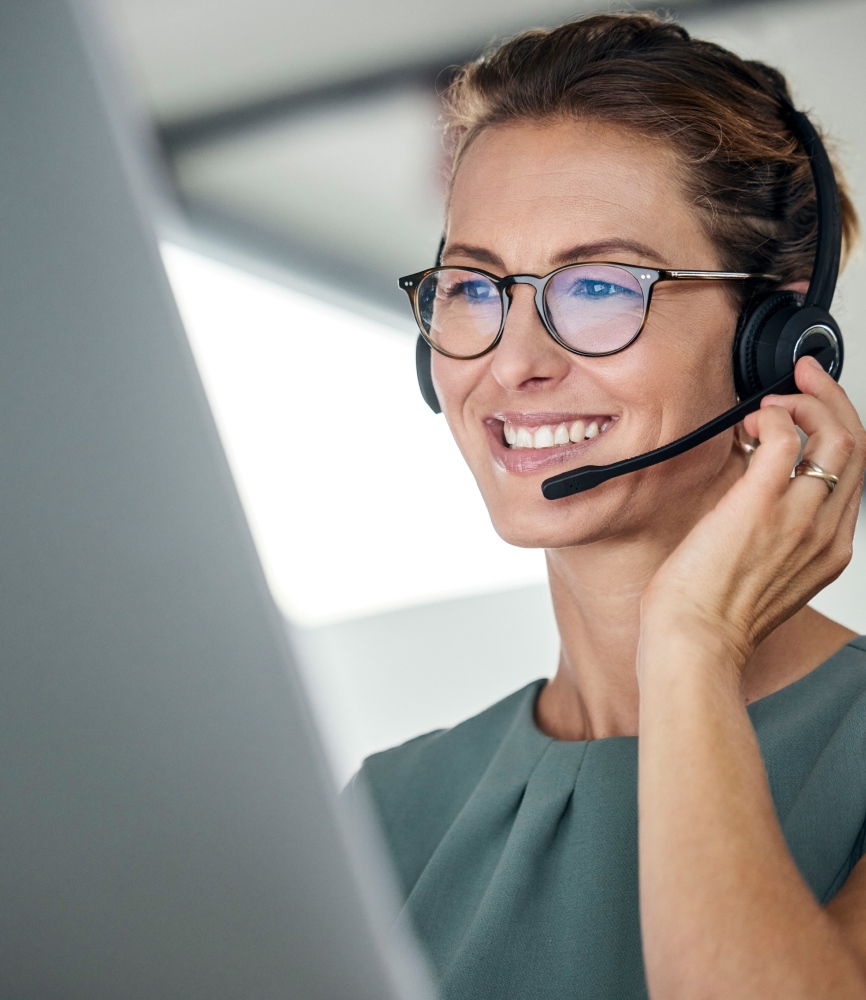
[409,99,844,500]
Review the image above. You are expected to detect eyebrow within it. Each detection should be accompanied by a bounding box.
[442,238,666,270]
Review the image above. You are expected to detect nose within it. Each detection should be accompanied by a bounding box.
[489,281,573,394]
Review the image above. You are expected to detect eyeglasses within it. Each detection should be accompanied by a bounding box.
[398,263,779,360]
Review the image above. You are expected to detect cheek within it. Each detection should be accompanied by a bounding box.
[427,290,741,550]
[430,353,487,429]
[637,291,740,409]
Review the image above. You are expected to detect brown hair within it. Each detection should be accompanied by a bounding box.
[441,13,859,301]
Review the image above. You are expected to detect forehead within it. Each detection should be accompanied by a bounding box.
[446,120,712,268]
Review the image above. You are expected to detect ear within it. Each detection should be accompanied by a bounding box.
[781,279,809,297]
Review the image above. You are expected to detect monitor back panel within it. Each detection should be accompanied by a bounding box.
[0,3,427,997]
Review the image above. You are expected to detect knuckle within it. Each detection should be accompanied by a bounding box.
[762,418,800,456]
[839,539,855,567]
[780,432,803,462]
[827,539,855,580]
[834,426,857,459]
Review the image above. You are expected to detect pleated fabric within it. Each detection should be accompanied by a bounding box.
[346,637,866,1000]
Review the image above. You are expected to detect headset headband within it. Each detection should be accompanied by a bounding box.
[782,103,841,310]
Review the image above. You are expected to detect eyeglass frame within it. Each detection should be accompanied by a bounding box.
[398,262,780,360]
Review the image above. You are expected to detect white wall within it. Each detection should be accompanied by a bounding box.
[292,586,560,787]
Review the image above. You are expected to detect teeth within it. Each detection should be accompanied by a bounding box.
[554,422,570,445]
[533,425,554,448]
[504,418,612,450]
[515,426,534,449]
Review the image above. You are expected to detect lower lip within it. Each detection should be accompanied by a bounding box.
[485,420,615,475]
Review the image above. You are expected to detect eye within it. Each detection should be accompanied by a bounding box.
[443,277,497,302]
[568,278,641,300]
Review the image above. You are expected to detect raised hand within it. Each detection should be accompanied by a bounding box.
[640,355,866,674]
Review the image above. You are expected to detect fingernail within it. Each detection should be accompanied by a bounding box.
[802,355,822,369]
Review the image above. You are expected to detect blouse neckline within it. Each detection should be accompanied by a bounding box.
[522,636,866,748]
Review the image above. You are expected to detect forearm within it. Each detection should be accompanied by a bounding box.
[637,628,866,1000]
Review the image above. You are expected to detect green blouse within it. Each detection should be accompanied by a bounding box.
[344,637,866,999]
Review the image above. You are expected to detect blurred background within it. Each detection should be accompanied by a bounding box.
[99,0,866,785]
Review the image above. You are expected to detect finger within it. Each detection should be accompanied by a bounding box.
[836,477,862,543]
[738,404,849,587]
[791,460,841,502]
[761,393,856,471]
[757,387,863,501]
[793,355,862,428]
[758,390,836,439]
[740,404,804,499]
[764,359,863,442]
[792,456,861,586]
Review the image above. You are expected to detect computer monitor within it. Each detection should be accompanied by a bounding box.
[0,3,431,997]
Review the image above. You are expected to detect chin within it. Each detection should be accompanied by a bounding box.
[484,482,625,549]
[480,440,733,550]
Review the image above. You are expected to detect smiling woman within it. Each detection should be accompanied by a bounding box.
[341,13,866,1000]
[434,121,775,545]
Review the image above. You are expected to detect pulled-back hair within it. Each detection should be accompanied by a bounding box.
[442,13,859,299]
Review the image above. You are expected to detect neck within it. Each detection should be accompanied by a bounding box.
[534,444,856,742]
[540,532,666,741]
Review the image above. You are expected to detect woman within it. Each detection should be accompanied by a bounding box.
[344,14,866,999]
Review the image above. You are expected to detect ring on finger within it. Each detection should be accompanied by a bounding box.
[793,458,839,494]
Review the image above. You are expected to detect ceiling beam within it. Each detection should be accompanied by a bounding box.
[158,0,789,155]
[159,52,466,153]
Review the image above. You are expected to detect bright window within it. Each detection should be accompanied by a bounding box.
[163,243,548,627]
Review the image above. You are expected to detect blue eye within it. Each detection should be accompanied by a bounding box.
[445,279,497,302]
[569,279,640,300]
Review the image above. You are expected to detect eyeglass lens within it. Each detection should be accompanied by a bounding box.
[416,265,646,357]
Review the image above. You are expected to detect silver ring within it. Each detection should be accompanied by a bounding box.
[793,459,839,494]
[734,428,758,459]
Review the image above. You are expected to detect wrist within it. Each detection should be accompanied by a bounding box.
[637,615,748,695]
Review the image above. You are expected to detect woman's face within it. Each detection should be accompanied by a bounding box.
[434,120,744,548]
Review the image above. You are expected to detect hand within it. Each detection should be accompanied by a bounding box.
[640,356,866,674]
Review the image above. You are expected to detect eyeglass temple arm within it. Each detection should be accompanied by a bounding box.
[659,270,781,281]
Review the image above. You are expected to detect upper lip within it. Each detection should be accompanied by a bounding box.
[488,411,615,428]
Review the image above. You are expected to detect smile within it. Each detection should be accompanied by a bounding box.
[504,417,613,449]
[485,413,618,476]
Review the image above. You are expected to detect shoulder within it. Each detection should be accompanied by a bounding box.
[751,635,866,743]
[342,678,545,896]
[823,634,866,672]
[832,636,866,695]
[837,634,866,669]
[751,637,866,903]
[355,678,544,817]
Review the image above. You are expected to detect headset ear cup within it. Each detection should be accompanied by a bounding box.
[733,290,804,397]
[416,335,441,413]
